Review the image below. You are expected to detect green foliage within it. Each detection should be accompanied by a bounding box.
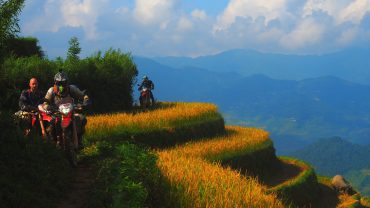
[0,56,57,110]
[0,111,72,208]
[1,48,137,112]
[5,36,44,58]
[68,49,138,112]
[67,36,81,62]
[0,0,25,59]
[83,141,162,208]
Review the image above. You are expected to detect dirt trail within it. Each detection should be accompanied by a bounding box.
[57,162,94,208]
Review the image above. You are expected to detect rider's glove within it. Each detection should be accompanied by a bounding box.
[83,95,90,106]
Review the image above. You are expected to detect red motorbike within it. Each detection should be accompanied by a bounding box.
[139,87,152,108]
[38,97,83,166]
[14,110,45,138]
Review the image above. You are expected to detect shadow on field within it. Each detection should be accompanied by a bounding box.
[131,102,177,114]
[259,160,302,187]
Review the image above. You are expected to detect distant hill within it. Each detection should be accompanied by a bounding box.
[291,137,370,196]
[134,56,370,154]
[153,48,370,85]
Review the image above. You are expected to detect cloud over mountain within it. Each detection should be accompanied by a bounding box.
[19,0,370,57]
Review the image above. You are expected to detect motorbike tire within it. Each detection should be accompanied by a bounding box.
[64,129,78,167]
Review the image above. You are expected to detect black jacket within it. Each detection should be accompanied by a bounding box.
[138,80,154,90]
[19,89,44,111]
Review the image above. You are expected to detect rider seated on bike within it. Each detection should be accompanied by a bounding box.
[17,77,44,136]
[138,75,155,104]
[43,71,89,147]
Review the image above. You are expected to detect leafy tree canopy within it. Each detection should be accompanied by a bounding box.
[0,0,25,59]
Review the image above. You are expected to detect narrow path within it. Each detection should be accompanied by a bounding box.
[57,162,94,208]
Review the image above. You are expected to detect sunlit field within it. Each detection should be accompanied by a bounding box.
[157,126,283,207]
[85,102,223,143]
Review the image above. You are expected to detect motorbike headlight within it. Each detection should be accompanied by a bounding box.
[59,103,73,115]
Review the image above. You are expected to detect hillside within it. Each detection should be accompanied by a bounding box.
[81,102,370,207]
[291,137,370,196]
[134,56,370,152]
[3,102,370,207]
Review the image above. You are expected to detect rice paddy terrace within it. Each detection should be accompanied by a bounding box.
[81,102,370,208]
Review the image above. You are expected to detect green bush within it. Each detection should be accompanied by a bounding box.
[5,36,44,58]
[0,48,137,113]
[0,111,72,208]
[84,141,162,208]
[0,56,57,110]
[65,49,138,113]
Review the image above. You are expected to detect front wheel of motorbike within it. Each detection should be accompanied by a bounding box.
[64,129,78,167]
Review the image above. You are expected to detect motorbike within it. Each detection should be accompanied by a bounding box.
[38,97,84,167]
[14,110,46,138]
[139,86,152,108]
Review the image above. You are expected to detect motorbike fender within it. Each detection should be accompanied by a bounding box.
[61,113,73,128]
[141,91,149,97]
[41,111,53,122]
[31,114,37,126]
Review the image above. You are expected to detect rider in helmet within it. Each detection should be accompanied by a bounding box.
[43,71,89,147]
[138,75,155,104]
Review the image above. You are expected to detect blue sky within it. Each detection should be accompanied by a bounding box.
[19,0,370,58]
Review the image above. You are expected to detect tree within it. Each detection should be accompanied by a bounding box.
[6,36,44,58]
[0,0,25,60]
[67,36,81,61]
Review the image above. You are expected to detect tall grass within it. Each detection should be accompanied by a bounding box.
[157,126,283,207]
[158,152,282,208]
[85,102,225,146]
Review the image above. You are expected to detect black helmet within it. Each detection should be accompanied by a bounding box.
[54,71,68,86]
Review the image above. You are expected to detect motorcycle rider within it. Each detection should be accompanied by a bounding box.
[138,75,155,105]
[18,77,44,136]
[43,71,89,148]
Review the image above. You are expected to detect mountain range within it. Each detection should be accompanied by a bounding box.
[291,137,370,195]
[134,48,370,154]
[153,48,370,85]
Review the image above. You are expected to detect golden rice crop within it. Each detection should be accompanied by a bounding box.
[157,126,283,207]
[86,102,218,134]
[158,153,282,207]
[166,126,270,160]
[86,102,282,206]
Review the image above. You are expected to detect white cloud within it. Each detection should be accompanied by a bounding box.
[214,0,287,31]
[338,0,370,24]
[303,0,370,25]
[20,0,370,57]
[191,9,207,20]
[280,18,325,49]
[133,0,176,25]
[60,0,106,39]
[23,0,107,40]
[177,17,193,31]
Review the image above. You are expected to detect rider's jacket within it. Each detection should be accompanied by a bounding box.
[45,85,87,106]
[138,80,154,90]
[19,89,44,112]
